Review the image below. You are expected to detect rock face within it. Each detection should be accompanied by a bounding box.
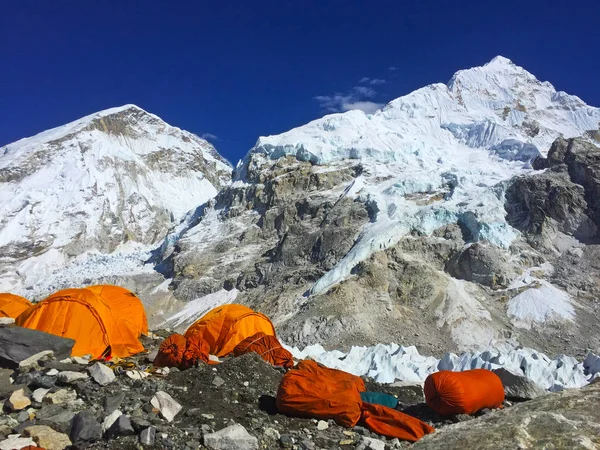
[0,327,74,369]
[412,382,600,449]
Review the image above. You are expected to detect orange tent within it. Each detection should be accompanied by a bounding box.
[16,288,145,358]
[185,304,276,357]
[233,332,294,369]
[0,293,32,318]
[87,285,148,337]
[424,369,505,416]
[276,360,434,441]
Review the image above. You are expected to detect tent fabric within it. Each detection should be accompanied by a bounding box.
[233,332,294,369]
[15,288,145,358]
[276,360,365,427]
[87,285,148,337]
[154,333,210,369]
[0,293,32,318]
[360,391,399,409]
[276,360,434,441]
[360,402,435,442]
[424,369,505,416]
[184,304,276,357]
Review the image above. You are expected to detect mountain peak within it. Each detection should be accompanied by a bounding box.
[486,55,514,66]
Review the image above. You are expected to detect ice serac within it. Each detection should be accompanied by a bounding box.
[0,104,231,299]
[236,56,600,296]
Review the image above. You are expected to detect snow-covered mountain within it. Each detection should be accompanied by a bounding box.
[158,56,600,357]
[0,104,231,297]
[238,55,600,296]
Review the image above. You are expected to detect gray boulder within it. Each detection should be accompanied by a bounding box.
[0,326,74,369]
[203,423,258,450]
[70,410,103,444]
[493,368,547,400]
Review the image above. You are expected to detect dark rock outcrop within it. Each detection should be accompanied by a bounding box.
[0,327,75,369]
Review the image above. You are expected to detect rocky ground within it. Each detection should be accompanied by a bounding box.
[3,322,598,450]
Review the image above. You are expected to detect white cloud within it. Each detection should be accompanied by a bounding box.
[200,132,218,141]
[315,85,384,114]
[369,78,386,85]
[388,66,398,71]
[359,77,386,85]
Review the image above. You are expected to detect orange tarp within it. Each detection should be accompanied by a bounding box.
[87,285,148,337]
[424,369,505,416]
[154,333,210,369]
[233,332,294,369]
[0,293,32,318]
[360,402,434,442]
[276,360,434,441]
[276,360,364,427]
[185,304,276,357]
[16,288,145,358]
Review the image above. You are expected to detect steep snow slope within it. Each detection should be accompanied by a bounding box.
[0,105,231,297]
[236,56,600,295]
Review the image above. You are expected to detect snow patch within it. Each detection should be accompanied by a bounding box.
[507,281,575,329]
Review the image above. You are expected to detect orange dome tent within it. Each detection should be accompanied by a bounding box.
[16,288,145,358]
[87,285,148,337]
[0,293,32,318]
[185,304,276,358]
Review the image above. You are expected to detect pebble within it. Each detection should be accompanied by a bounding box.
[7,389,31,411]
[24,425,72,450]
[57,371,88,384]
[32,387,50,403]
[212,376,225,387]
[140,426,156,445]
[151,391,182,422]
[317,420,329,430]
[88,362,115,386]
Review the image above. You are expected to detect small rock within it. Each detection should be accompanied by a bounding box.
[106,414,135,438]
[316,420,328,430]
[201,413,215,419]
[126,370,150,380]
[104,392,125,413]
[88,362,115,386]
[32,387,50,403]
[102,410,123,433]
[24,425,72,450]
[357,436,386,450]
[300,439,316,450]
[46,369,59,376]
[131,417,152,433]
[70,410,103,444]
[57,371,88,384]
[17,410,30,423]
[47,389,77,404]
[71,356,90,365]
[340,438,355,445]
[212,376,225,387]
[146,349,158,363]
[203,423,258,450]
[0,435,36,450]
[7,389,31,411]
[279,434,294,449]
[0,317,15,326]
[263,427,280,440]
[140,426,156,445]
[18,350,54,369]
[150,391,182,423]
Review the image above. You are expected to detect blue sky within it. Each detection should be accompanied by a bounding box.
[1,0,598,164]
